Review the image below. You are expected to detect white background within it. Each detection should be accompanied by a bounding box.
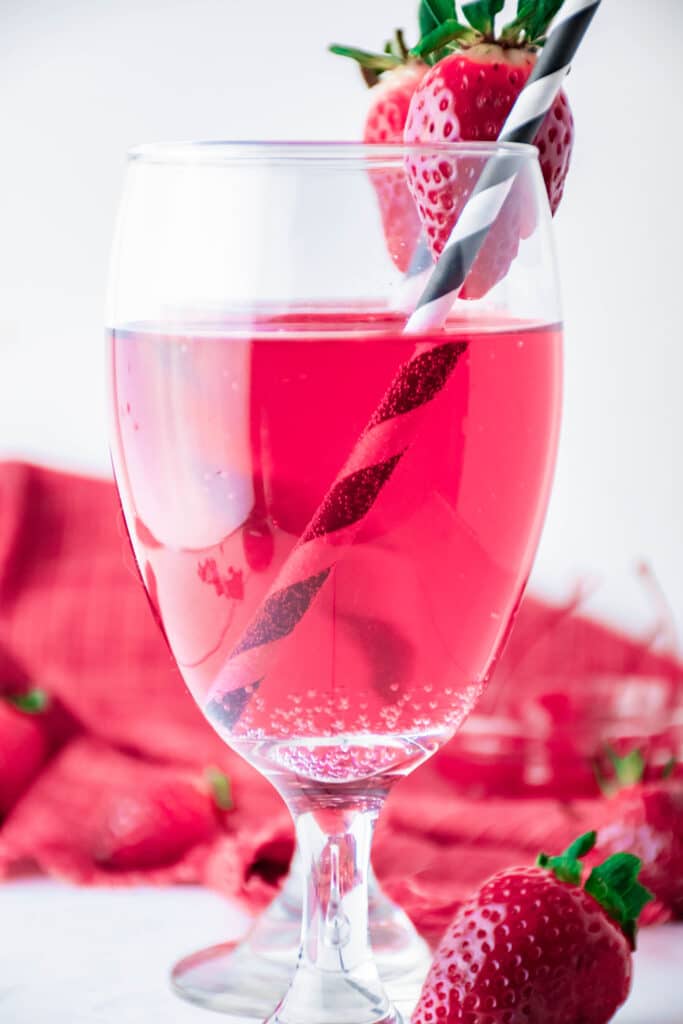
[1,0,682,631]
[1,8,682,1017]
[0,881,680,1022]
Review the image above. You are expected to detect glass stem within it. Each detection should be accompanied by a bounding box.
[268,794,400,1024]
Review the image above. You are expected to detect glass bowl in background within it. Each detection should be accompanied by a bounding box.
[438,567,683,800]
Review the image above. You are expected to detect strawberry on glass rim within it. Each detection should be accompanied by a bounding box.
[330,31,429,271]
[331,0,575,296]
[405,0,573,212]
[330,30,427,145]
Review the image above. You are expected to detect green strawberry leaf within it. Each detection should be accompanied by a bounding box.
[610,747,645,787]
[539,832,653,949]
[662,757,676,780]
[585,853,653,949]
[328,44,404,72]
[411,19,471,59]
[507,0,536,30]
[538,0,565,35]
[419,0,457,36]
[537,830,597,886]
[461,3,491,34]
[596,746,647,797]
[205,766,233,812]
[462,0,504,36]
[503,0,565,44]
[565,831,598,859]
[5,688,49,714]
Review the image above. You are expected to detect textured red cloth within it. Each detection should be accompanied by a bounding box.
[0,462,292,915]
[0,462,680,942]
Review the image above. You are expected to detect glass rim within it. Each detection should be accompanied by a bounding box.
[127,139,539,166]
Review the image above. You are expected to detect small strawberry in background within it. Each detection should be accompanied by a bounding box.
[331,0,575,294]
[413,831,652,1024]
[0,689,49,817]
[593,748,683,921]
[89,765,232,871]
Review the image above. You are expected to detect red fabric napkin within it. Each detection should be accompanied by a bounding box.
[0,462,292,912]
[0,462,680,943]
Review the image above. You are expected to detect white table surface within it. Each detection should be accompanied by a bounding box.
[1,880,681,1022]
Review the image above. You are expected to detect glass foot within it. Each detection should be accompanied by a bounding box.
[171,859,430,1021]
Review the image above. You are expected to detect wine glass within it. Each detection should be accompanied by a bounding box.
[171,852,432,1018]
[106,141,561,1024]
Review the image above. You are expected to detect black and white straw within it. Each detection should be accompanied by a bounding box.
[405,0,602,334]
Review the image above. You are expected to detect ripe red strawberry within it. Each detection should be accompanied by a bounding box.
[594,751,683,918]
[363,62,428,145]
[330,35,428,271]
[403,1,574,298]
[332,2,574,295]
[0,691,49,816]
[89,770,228,870]
[331,33,427,145]
[413,832,651,1024]
[404,50,572,215]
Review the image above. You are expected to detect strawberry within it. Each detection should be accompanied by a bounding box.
[332,2,574,296]
[413,831,651,1024]
[330,34,428,271]
[89,768,229,871]
[364,67,428,146]
[330,32,427,145]
[0,690,49,816]
[594,750,683,918]
[403,0,574,298]
[405,3,573,212]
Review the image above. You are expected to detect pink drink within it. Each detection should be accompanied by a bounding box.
[109,310,561,784]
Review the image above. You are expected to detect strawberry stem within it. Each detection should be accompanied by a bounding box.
[395,28,410,61]
[585,854,653,950]
[4,688,49,715]
[594,745,676,797]
[537,830,597,885]
[610,748,646,787]
[328,42,407,88]
[328,44,404,72]
[206,767,233,812]
[537,830,653,949]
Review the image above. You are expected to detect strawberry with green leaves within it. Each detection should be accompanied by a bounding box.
[332,1,575,294]
[89,766,232,871]
[405,0,574,296]
[413,832,651,1024]
[331,30,428,146]
[594,749,683,920]
[405,0,573,214]
[331,32,428,271]
[0,689,49,816]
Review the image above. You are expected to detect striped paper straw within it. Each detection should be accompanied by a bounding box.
[206,0,601,727]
